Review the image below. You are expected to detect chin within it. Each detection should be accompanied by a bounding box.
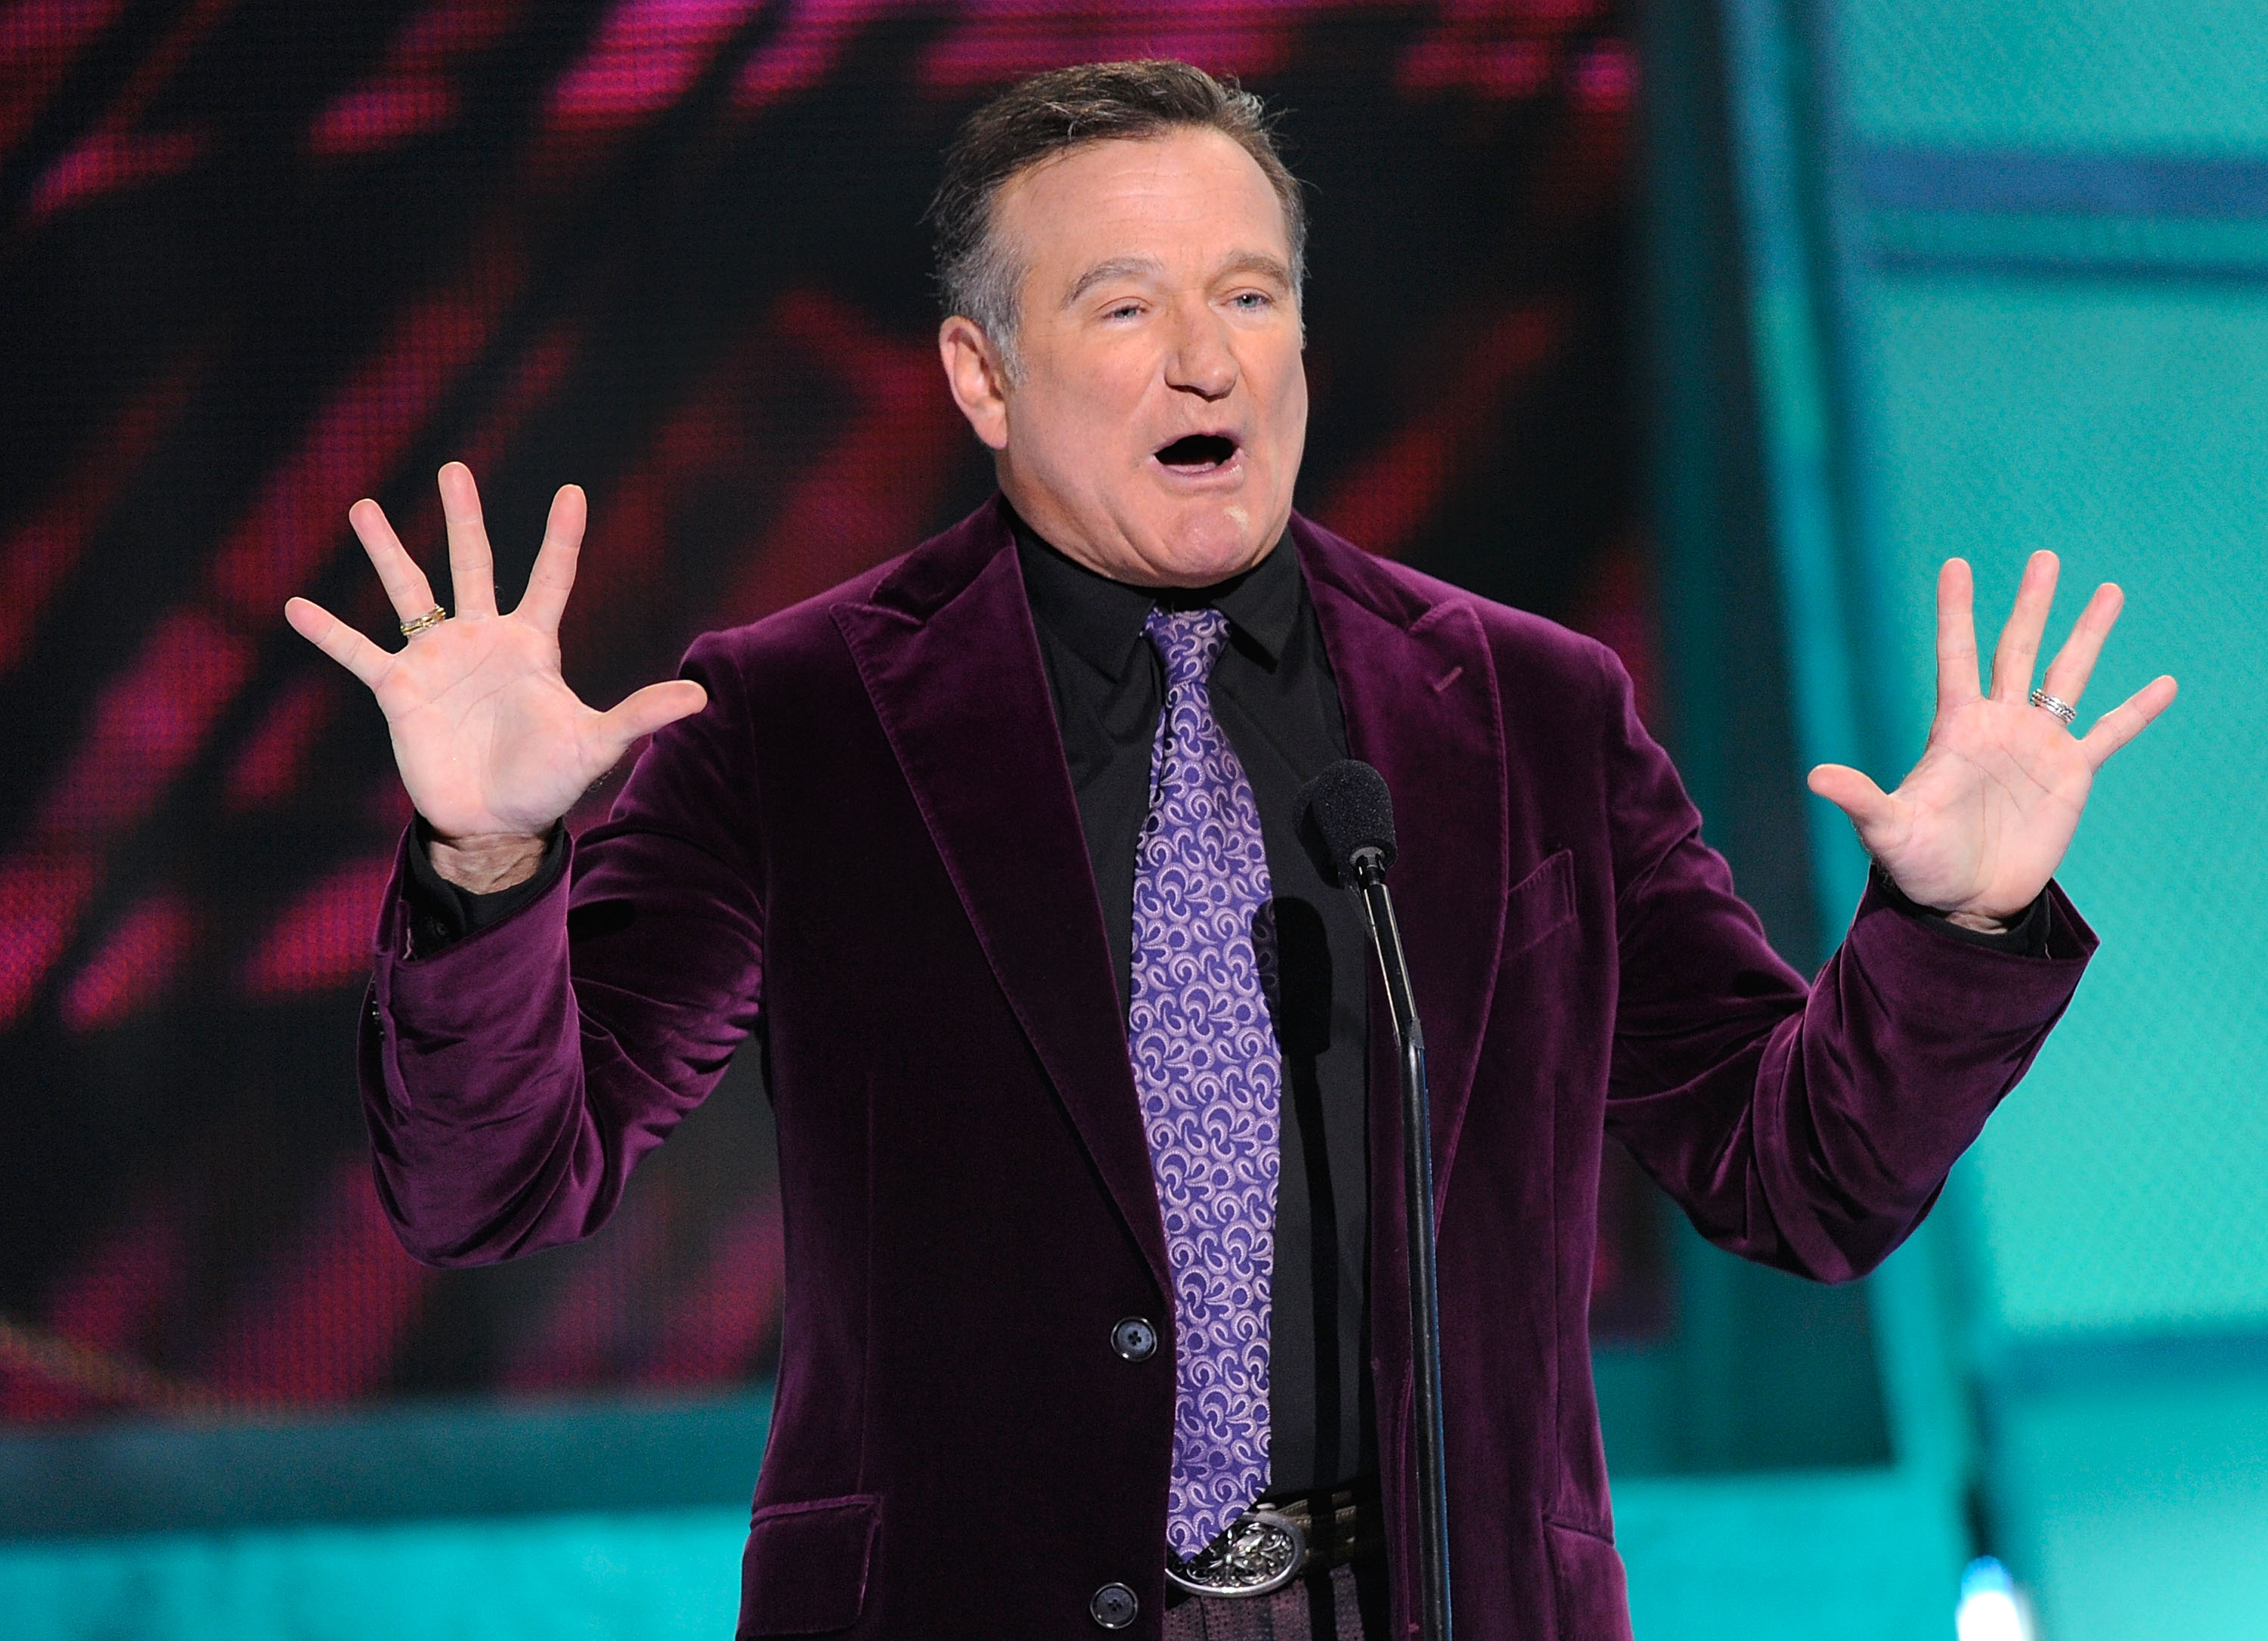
[1146,508,1275,587]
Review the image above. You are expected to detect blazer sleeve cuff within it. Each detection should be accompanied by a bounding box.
[1867,864,2056,957]
[367,824,579,1118]
[1841,872,2096,1029]
[401,819,569,955]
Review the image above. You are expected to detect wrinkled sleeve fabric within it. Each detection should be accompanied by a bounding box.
[360,632,766,1267]
[1594,649,2095,1282]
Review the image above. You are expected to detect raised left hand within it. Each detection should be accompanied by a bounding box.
[1806,551,2178,931]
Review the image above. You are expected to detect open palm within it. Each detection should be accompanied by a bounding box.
[286,463,705,849]
[1808,553,2178,927]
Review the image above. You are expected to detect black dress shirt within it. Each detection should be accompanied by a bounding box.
[1013,516,1377,1497]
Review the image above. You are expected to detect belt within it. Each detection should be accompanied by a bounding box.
[1165,1480,1387,1600]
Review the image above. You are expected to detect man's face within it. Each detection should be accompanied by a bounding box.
[940,127,1308,589]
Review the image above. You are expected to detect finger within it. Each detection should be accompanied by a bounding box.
[585,680,708,773]
[285,596,392,689]
[1806,763,1899,838]
[576,675,708,770]
[1935,558,1981,710]
[2039,581,2124,707]
[2078,674,2178,769]
[1988,550,2059,703]
[515,485,587,637]
[437,461,498,618]
[348,498,441,624]
[599,675,703,738]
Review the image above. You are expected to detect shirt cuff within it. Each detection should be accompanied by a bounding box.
[402,819,569,956]
[1868,864,2052,958]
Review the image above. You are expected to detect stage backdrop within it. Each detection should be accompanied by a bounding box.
[0,0,1658,1426]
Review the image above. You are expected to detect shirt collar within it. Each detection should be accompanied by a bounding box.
[1012,506,1300,680]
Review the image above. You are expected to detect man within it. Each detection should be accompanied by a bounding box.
[286,61,2174,1641]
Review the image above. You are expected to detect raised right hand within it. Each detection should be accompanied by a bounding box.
[285,463,707,872]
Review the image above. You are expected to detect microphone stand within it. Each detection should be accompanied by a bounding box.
[1348,845,1452,1641]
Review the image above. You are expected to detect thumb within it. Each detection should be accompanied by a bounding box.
[594,680,709,755]
[1806,763,1897,839]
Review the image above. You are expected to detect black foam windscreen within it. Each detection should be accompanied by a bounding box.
[1297,759,1398,882]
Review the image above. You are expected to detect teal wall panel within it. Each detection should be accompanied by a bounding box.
[0,1509,747,1641]
[1842,0,2268,154]
[1861,272,2268,1336]
[1715,0,2268,1630]
[1618,1471,1963,1641]
[1990,1370,2268,1639]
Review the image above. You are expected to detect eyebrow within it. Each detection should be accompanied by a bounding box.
[1063,256,1163,308]
[1061,251,1296,309]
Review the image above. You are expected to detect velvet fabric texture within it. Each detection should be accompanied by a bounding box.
[361,497,2095,1639]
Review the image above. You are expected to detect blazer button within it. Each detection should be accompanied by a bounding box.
[1111,1317,1158,1362]
[1089,1583,1139,1630]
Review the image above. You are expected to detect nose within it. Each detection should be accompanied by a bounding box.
[1163,300,1237,401]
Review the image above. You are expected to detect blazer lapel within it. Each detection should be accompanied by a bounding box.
[1295,517,1510,1213]
[832,503,1172,1299]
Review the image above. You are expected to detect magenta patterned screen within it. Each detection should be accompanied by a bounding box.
[0,0,1662,1424]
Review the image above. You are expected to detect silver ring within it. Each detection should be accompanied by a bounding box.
[399,605,448,638]
[2028,688,2077,727]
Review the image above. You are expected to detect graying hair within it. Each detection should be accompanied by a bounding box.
[928,60,1307,382]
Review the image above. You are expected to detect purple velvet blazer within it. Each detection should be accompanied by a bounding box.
[361,497,2092,1639]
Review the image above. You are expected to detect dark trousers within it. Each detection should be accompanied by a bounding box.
[1160,1554,1390,1641]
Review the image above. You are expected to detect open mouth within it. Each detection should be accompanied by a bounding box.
[1154,433,1239,473]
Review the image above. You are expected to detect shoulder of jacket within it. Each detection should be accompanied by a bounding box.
[1291,512,1624,708]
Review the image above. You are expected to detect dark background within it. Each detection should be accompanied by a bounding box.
[0,0,1665,1423]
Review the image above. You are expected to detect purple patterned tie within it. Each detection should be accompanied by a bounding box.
[1128,606,1284,1561]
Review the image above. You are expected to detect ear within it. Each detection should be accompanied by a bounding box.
[939,316,1011,451]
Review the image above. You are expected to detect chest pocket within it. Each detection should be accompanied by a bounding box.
[1504,847,1576,960]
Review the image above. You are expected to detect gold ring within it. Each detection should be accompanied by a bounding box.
[399,605,448,638]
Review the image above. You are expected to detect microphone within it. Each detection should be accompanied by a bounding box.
[1297,759,1397,886]
[1297,760,1453,1641]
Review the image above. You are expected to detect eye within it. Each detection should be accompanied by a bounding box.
[1104,300,1144,321]
[1228,290,1273,311]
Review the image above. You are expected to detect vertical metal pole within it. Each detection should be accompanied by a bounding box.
[1356,861,1452,1641]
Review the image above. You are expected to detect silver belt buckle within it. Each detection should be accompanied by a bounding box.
[1165,1509,1307,1599]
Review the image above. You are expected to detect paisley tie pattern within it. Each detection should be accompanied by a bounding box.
[1129,606,1285,1561]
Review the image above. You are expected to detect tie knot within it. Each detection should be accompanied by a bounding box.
[1144,605,1230,688]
